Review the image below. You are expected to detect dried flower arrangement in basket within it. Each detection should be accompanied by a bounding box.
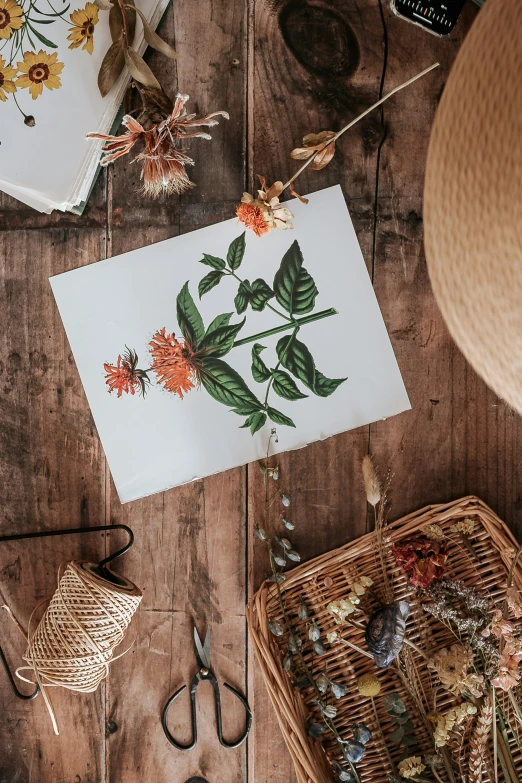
[246,443,522,783]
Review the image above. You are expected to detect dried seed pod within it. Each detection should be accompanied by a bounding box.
[281,537,292,550]
[313,640,326,656]
[309,620,321,641]
[332,761,356,783]
[269,620,284,636]
[273,553,286,567]
[307,718,326,738]
[254,524,267,540]
[331,680,348,699]
[316,673,330,694]
[312,699,337,719]
[354,723,372,744]
[283,518,295,530]
[281,494,291,507]
[342,739,365,764]
[365,600,410,668]
[298,597,309,620]
[283,652,293,671]
[287,550,301,562]
[268,572,286,583]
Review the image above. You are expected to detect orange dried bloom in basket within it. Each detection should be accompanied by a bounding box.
[392,537,448,588]
[104,348,149,397]
[149,328,198,398]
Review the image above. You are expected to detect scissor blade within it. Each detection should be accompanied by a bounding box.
[194,626,211,669]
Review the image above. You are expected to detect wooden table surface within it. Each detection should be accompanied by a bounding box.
[2,1,518,782]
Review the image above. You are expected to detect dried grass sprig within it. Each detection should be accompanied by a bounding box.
[469,696,493,783]
[236,63,439,237]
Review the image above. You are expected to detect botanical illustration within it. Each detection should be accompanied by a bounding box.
[255,451,522,783]
[0,0,99,123]
[103,233,347,435]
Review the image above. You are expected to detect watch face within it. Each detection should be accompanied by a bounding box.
[390,0,467,35]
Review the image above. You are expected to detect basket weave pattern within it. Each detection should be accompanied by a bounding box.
[246,497,522,783]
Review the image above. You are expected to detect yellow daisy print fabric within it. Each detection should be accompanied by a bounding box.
[0,54,17,101]
[16,50,64,99]
[0,0,24,39]
[68,2,99,54]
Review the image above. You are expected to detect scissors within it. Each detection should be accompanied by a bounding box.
[162,626,252,750]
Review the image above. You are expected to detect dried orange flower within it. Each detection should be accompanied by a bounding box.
[149,327,199,398]
[236,176,294,237]
[87,94,228,198]
[104,348,149,397]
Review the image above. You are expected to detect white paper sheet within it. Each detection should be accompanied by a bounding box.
[0,0,169,211]
[50,186,411,503]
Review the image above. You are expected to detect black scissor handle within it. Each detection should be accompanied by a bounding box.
[162,671,252,751]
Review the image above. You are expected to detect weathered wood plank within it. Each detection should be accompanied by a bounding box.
[0,195,108,783]
[104,1,248,781]
[246,3,487,783]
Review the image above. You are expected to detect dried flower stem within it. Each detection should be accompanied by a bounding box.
[281,63,439,194]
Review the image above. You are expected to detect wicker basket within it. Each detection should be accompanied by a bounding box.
[246,496,522,783]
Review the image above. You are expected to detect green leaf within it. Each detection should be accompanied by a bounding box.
[272,369,308,401]
[200,357,262,410]
[240,411,267,435]
[199,270,225,298]
[227,232,246,271]
[231,403,261,416]
[273,240,318,315]
[251,344,271,383]
[26,22,58,47]
[205,313,232,338]
[234,280,251,315]
[402,735,419,747]
[250,278,274,311]
[199,318,245,358]
[314,370,346,397]
[389,726,405,742]
[276,334,346,398]
[199,254,226,270]
[176,282,205,348]
[267,407,296,428]
[401,720,415,733]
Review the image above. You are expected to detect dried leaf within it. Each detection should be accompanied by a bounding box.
[312,141,336,170]
[98,42,125,97]
[139,85,174,116]
[289,183,309,204]
[127,4,176,58]
[290,146,316,161]
[109,1,135,44]
[302,130,336,147]
[123,46,161,89]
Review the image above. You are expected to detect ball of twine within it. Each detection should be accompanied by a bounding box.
[13,561,142,734]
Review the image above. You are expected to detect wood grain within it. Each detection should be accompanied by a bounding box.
[3,2,521,783]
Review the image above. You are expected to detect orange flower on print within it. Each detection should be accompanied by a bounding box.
[68,2,99,54]
[104,348,149,397]
[16,50,64,99]
[149,328,199,398]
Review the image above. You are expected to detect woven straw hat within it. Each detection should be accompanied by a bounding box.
[424,0,522,411]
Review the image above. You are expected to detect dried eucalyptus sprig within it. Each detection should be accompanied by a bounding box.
[255,430,371,783]
[236,63,439,238]
[87,4,228,197]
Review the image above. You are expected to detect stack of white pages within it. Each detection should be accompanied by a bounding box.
[0,0,169,213]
